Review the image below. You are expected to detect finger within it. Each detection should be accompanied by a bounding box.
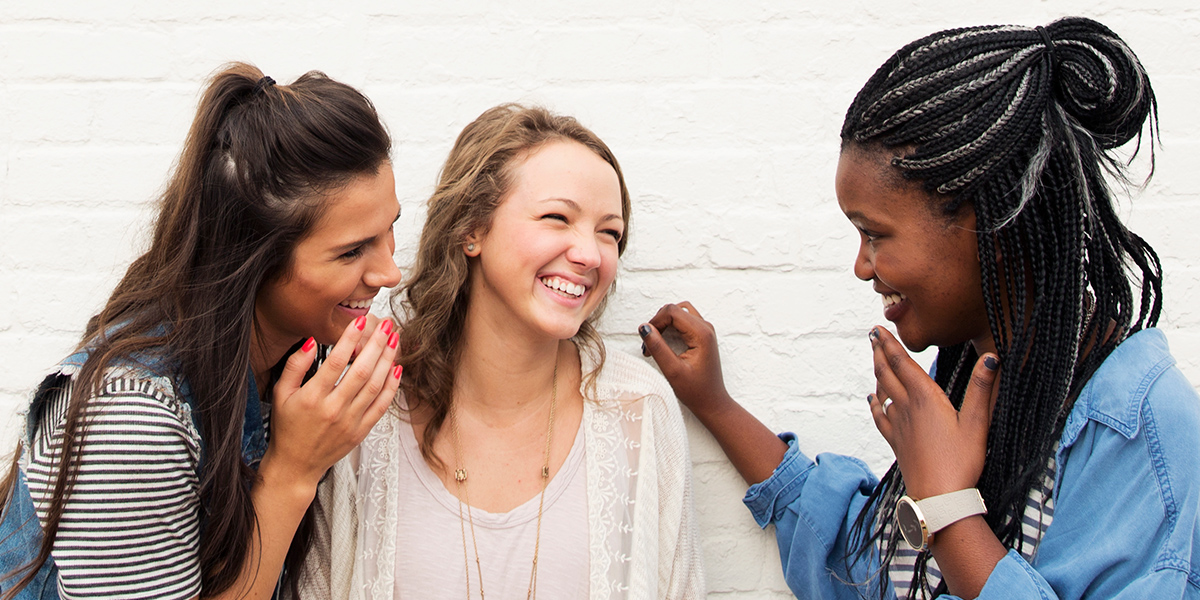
[353,315,385,358]
[867,393,895,440]
[639,323,685,378]
[356,363,402,440]
[870,327,910,409]
[310,315,368,389]
[960,353,1001,429]
[337,317,394,394]
[348,327,401,418]
[274,337,318,406]
[676,301,704,320]
[648,303,713,351]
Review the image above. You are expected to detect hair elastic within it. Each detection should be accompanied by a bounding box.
[1035,26,1057,71]
[253,75,276,95]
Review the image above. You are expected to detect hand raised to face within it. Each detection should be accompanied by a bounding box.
[867,326,1000,499]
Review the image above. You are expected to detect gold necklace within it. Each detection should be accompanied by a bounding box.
[451,359,558,600]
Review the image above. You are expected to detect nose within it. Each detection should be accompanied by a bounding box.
[365,244,403,289]
[566,232,603,271]
[853,239,874,282]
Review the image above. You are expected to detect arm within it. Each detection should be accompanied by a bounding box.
[639,302,786,485]
[211,317,401,600]
[867,326,1005,598]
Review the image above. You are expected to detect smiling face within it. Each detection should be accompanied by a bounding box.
[836,146,992,354]
[255,163,403,352]
[465,139,624,343]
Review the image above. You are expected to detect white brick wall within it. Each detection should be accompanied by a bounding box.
[2,2,1197,597]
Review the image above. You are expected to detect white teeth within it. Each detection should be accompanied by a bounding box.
[881,293,906,308]
[540,276,585,298]
[340,298,374,310]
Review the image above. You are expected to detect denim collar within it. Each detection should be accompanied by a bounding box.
[1061,327,1174,447]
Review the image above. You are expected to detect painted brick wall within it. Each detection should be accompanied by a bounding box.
[2,2,1197,597]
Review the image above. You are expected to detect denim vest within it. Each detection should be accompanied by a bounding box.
[0,348,268,599]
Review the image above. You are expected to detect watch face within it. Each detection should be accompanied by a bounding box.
[896,497,926,550]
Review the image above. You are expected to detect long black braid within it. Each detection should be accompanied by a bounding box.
[839,17,1161,599]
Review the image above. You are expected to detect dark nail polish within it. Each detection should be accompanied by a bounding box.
[867,394,874,404]
[868,327,880,341]
[984,355,999,370]
[638,324,651,338]
[641,343,648,356]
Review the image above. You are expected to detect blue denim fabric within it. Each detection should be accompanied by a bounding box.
[744,328,1200,599]
[0,348,267,599]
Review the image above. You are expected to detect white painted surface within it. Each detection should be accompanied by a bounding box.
[2,2,1197,596]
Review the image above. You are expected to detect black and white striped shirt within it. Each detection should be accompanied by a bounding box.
[885,456,1057,599]
[24,368,203,600]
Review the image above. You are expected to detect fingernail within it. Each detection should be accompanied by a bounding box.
[301,337,316,353]
[380,319,393,334]
[868,327,880,342]
[641,343,648,356]
[392,364,403,379]
[638,324,651,338]
[355,316,367,330]
[388,332,399,349]
[867,393,874,405]
[984,355,999,371]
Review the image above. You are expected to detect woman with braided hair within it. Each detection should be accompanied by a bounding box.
[639,16,1200,599]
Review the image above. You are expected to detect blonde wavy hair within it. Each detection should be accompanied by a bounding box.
[391,103,631,466]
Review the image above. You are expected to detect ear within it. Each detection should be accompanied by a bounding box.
[463,231,482,257]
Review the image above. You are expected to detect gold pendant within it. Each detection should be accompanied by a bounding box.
[455,468,467,482]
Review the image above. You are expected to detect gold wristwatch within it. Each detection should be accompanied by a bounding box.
[895,488,987,551]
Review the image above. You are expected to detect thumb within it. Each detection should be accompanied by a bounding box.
[961,353,1000,429]
[639,323,683,379]
[273,337,318,406]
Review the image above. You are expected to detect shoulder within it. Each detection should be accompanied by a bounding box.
[587,342,678,407]
[1069,328,1200,445]
[29,360,201,460]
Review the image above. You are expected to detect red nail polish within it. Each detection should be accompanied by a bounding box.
[381,319,393,334]
[301,337,316,353]
[388,332,399,348]
[392,364,404,379]
[355,316,366,330]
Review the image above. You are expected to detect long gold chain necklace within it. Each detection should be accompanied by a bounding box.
[451,359,558,600]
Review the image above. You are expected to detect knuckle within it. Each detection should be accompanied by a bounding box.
[887,352,905,372]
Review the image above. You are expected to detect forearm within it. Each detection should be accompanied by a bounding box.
[929,515,1007,599]
[689,392,788,485]
[207,459,317,600]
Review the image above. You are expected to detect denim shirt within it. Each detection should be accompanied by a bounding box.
[0,347,269,599]
[744,328,1200,599]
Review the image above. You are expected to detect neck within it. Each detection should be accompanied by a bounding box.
[454,309,563,425]
[248,316,296,394]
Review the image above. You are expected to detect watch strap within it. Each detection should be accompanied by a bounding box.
[916,488,987,534]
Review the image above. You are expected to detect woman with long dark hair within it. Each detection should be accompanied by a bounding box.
[640,17,1200,599]
[0,63,403,600]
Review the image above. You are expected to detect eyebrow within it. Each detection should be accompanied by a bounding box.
[541,197,623,224]
[843,210,884,229]
[332,207,401,253]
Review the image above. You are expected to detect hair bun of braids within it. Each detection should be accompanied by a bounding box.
[1044,17,1155,150]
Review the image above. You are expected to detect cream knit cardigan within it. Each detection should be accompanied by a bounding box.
[300,346,706,599]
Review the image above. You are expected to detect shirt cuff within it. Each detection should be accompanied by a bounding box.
[975,548,1045,599]
[743,432,816,528]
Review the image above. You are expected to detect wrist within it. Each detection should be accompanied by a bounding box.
[255,454,320,508]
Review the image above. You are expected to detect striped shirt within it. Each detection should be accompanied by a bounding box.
[24,369,204,600]
[885,455,1057,599]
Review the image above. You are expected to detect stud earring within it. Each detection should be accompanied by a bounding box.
[466,243,476,252]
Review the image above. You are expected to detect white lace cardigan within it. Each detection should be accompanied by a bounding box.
[299,345,706,600]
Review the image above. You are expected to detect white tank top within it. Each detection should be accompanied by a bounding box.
[388,414,589,599]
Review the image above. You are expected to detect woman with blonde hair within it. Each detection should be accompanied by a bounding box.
[308,104,704,599]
